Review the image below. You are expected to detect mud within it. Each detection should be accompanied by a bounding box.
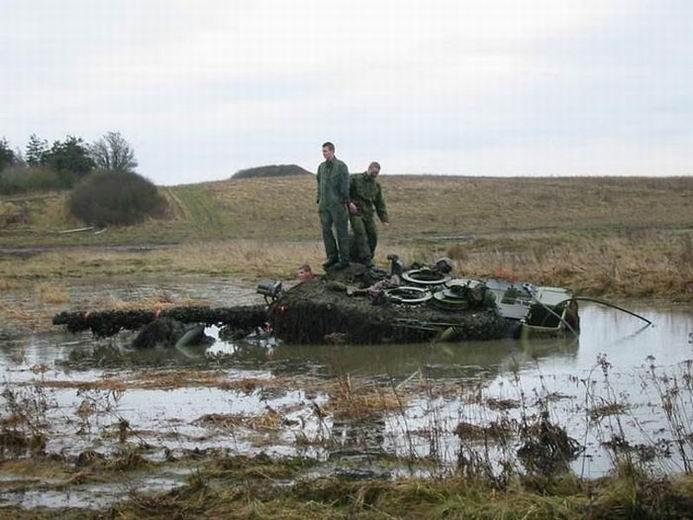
[271,276,508,344]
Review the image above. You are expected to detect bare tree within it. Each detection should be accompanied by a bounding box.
[90,132,138,173]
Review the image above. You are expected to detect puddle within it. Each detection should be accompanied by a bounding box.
[0,473,188,510]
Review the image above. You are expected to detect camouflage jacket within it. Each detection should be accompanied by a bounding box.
[316,157,349,209]
[349,172,388,222]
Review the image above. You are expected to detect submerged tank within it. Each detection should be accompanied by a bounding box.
[265,259,579,344]
[52,258,580,346]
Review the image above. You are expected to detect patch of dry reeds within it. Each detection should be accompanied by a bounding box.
[36,371,296,393]
[325,375,405,420]
[446,234,693,300]
[33,282,70,304]
[194,410,282,432]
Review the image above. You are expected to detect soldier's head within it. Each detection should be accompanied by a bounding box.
[367,161,381,177]
[297,264,314,282]
[322,142,335,161]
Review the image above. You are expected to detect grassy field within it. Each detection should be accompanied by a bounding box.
[0,175,692,301]
[2,175,692,245]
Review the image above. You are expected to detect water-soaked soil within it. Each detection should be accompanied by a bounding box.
[0,278,692,511]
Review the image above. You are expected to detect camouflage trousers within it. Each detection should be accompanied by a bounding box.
[349,214,378,262]
[319,204,350,263]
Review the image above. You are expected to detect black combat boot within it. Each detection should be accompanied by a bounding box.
[328,260,350,272]
[322,257,339,270]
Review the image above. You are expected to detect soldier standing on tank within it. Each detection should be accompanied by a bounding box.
[317,142,350,271]
[348,161,389,267]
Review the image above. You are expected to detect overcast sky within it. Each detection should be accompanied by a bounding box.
[1,0,692,184]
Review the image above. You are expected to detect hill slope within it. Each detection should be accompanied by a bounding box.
[1,175,691,248]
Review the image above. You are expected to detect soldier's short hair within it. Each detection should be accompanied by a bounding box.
[369,161,381,171]
[322,142,335,151]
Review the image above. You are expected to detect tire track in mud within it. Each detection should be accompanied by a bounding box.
[166,185,227,234]
[162,187,189,220]
[0,243,177,258]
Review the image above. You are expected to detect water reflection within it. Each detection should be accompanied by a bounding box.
[201,303,690,381]
[0,303,690,383]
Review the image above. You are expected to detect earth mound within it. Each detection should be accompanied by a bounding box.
[231,164,313,179]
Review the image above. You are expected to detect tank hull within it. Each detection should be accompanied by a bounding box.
[269,279,510,344]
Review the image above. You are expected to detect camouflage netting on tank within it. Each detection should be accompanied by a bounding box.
[269,278,508,344]
[53,305,268,337]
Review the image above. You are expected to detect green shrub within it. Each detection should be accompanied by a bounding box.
[0,165,65,195]
[68,170,167,226]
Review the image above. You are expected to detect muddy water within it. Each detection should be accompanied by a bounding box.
[0,285,691,509]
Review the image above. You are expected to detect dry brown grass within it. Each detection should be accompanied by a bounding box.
[194,410,282,432]
[2,175,691,244]
[36,371,297,393]
[169,240,325,280]
[447,234,693,299]
[37,378,129,392]
[590,402,630,420]
[0,240,324,281]
[201,175,693,242]
[0,302,33,322]
[0,458,71,480]
[0,278,23,291]
[33,282,70,304]
[325,375,405,420]
[0,232,690,306]
[0,175,691,301]
[454,420,514,441]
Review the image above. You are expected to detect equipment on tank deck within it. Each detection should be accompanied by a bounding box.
[257,280,283,303]
[387,254,404,276]
[434,257,454,274]
[383,286,432,304]
[432,279,495,311]
[521,286,580,337]
[401,267,451,286]
[481,280,581,337]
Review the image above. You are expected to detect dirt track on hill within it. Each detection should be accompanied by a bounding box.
[0,242,178,258]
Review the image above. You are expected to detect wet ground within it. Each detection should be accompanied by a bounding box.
[0,278,692,510]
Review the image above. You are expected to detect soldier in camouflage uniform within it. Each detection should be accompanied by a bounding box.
[348,162,389,266]
[317,142,350,270]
